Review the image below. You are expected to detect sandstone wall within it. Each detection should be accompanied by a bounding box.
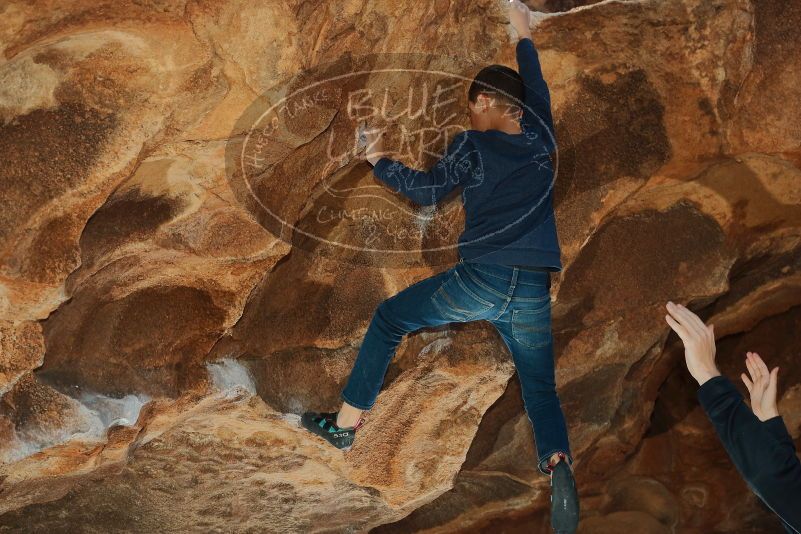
[1,0,799,532]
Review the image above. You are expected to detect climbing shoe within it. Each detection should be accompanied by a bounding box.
[548,453,579,533]
[300,411,365,451]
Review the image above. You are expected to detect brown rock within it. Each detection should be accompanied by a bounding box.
[580,511,671,534]
[0,320,44,395]
[0,0,800,532]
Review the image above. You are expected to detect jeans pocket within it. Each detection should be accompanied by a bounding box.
[430,270,495,322]
[511,301,552,348]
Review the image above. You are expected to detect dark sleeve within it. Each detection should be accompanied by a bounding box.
[516,37,555,142]
[372,131,478,207]
[698,376,801,532]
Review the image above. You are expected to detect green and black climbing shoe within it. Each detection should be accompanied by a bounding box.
[548,453,579,533]
[300,411,365,451]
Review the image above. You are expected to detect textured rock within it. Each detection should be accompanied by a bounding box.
[1,337,513,531]
[36,139,288,397]
[1,0,800,532]
[0,321,44,396]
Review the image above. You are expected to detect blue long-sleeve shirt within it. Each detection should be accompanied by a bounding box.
[698,376,801,533]
[371,37,562,270]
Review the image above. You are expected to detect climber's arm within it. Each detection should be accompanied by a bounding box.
[370,131,473,207]
[509,0,554,137]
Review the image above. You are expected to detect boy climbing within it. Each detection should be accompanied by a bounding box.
[301,1,579,531]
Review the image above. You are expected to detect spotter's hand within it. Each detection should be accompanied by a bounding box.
[665,301,720,386]
[741,351,780,422]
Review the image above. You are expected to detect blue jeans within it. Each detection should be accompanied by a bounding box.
[340,257,572,474]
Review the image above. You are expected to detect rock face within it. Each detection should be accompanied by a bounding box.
[1,0,800,532]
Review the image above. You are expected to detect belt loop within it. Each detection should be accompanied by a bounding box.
[508,267,518,298]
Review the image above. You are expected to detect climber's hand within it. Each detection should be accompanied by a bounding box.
[364,126,386,166]
[509,0,532,40]
[665,301,721,386]
[741,351,780,422]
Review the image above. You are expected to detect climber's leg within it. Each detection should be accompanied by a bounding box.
[448,260,577,531]
[485,280,572,475]
[489,293,578,532]
[338,260,500,415]
[335,401,364,429]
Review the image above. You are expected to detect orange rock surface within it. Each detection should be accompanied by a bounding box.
[1,0,799,531]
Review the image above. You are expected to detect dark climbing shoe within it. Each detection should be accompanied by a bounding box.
[300,411,365,451]
[548,453,579,533]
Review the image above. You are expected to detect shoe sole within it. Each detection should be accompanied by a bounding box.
[551,462,579,533]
